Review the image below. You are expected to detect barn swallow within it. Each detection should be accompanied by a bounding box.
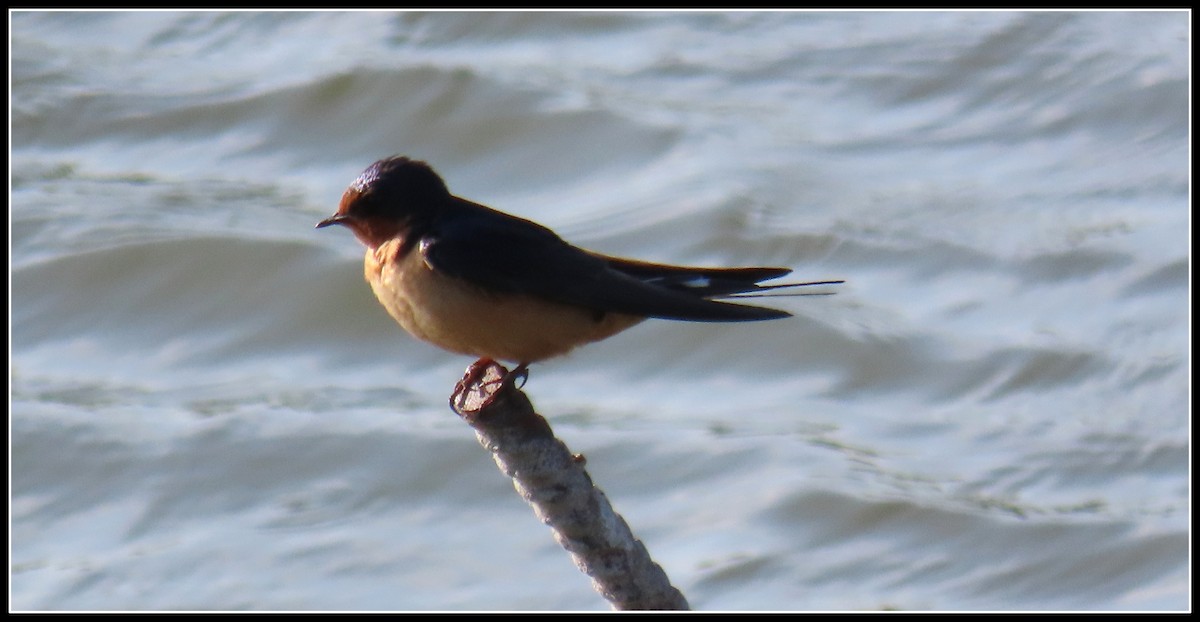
[317,156,842,405]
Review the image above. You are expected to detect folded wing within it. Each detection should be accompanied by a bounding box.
[419,207,794,322]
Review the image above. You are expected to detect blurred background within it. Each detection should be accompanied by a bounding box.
[10,10,1190,611]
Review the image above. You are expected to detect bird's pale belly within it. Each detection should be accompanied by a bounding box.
[365,241,643,363]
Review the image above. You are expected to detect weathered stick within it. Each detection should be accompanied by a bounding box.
[449,361,690,611]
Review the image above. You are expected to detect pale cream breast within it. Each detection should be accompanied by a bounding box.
[364,238,643,363]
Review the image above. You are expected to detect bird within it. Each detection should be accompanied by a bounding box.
[316,156,842,407]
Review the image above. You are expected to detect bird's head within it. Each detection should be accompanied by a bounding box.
[316,156,451,248]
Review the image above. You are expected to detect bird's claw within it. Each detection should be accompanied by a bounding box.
[450,359,530,413]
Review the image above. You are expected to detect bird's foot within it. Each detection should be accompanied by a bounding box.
[451,358,498,411]
[500,363,529,391]
[450,359,530,413]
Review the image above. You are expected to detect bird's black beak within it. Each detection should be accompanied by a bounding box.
[316,214,352,229]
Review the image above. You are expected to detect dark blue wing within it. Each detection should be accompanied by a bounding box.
[418,205,791,322]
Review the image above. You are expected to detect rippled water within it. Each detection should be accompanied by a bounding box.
[10,10,1190,611]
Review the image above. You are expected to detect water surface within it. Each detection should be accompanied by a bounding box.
[10,9,1190,611]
